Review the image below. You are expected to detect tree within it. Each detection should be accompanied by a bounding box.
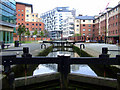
[17,25,26,42]
[25,29,30,41]
[44,30,48,37]
[40,31,44,37]
[33,30,38,35]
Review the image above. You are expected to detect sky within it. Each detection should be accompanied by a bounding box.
[15,0,120,16]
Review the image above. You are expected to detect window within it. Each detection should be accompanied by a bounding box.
[32,23,34,25]
[83,20,85,22]
[116,30,118,34]
[36,24,38,26]
[26,15,29,17]
[89,29,91,31]
[18,23,20,25]
[22,14,23,16]
[116,15,118,18]
[26,10,29,13]
[88,20,91,22]
[93,29,94,32]
[22,10,24,12]
[116,22,118,26]
[113,16,114,20]
[88,25,91,27]
[77,25,79,27]
[89,33,91,36]
[32,28,34,30]
[76,29,79,31]
[22,19,23,21]
[36,28,37,30]
[39,24,41,26]
[83,29,85,31]
[26,19,29,21]
[18,9,20,11]
[32,19,34,21]
[26,23,29,25]
[36,15,38,17]
[18,14,20,16]
[39,28,41,30]
[18,19,20,21]
[116,8,118,11]
[83,33,85,36]
[32,15,34,17]
[83,24,85,26]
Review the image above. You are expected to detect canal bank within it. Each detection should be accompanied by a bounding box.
[74,43,120,78]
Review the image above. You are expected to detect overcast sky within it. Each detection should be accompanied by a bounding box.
[15,0,120,16]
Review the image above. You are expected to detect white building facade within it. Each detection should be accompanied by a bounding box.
[63,17,74,39]
[40,7,75,39]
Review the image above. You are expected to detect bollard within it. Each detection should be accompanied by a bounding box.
[58,55,70,89]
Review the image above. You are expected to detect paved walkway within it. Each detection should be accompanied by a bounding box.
[75,43,120,57]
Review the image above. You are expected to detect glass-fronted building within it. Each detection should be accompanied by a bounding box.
[0,0,16,43]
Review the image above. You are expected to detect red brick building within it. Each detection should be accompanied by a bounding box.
[16,2,44,38]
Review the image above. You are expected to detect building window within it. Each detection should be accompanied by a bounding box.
[22,14,23,16]
[32,15,34,17]
[83,33,85,36]
[22,19,23,21]
[39,28,41,30]
[18,14,20,16]
[39,24,41,26]
[22,10,24,12]
[83,29,85,31]
[83,24,85,26]
[88,20,91,22]
[113,16,114,20]
[116,8,118,11]
[18,9,20,11]
[26,10,29,13]
[26,15,29,17]
[76,29,79,31]
[88,25,91,27]
[116,22,118,26]
[77,25,79,27]
[93,29,94,32]
[116,30,118,34]
[116,15,118,18]
[77,20,79,22]
[36,15,38,17]
[22,23,24,25]
[36,24,38,26]
[26,23,29,25]
[89,29,91,31]
[36,28,37,30]
[18,23,20,25]
[18,19,20,21]
[26,19,29,21]
[89,33,91,36]
[32,28,34,30]
[32,19,34,21]
[32,23,34,25]
[83,20,85,22]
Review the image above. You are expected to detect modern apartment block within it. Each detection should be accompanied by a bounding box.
[16,2,44,36]
[40,7,75,39]
[74,2,120,43]
[63,17,74,39]
[0,0,16,43]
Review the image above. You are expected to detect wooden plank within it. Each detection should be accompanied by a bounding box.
[15,72,60,87]
[68,73,117,88]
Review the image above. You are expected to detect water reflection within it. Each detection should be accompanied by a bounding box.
[33,47,97,77]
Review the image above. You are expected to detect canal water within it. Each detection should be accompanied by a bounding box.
[33,47,97,77]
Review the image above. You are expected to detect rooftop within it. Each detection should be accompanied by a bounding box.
[75,16,95,20]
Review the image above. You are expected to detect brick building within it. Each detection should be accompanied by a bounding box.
[16,2,44,37]
[74,2,120,43]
